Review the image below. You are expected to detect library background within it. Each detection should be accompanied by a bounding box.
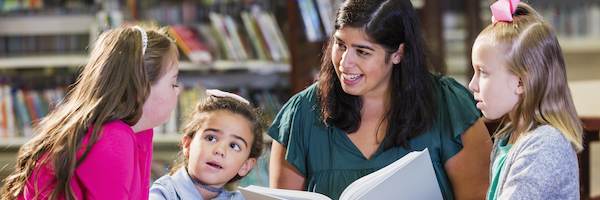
[0,0,598,199]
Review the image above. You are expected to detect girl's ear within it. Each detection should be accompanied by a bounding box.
[516,77,524,95]
[182,135,192,157]
[392,43,405,65]
[237,158,257,177]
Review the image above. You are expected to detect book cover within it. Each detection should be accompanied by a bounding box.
[241,11,268,60]
[209,12,241,61]
[0,86,5,138]
[169,25,213,63]
[22,90,39,125]
[3,85,15,137]
[13,89,32,137]
[315,0,335,35]
[265,12,290,62]
[297,0,323,42]
[239,148,443,200]
[195,24,225,61]
[223,15,249,61]
[251,6,281,62]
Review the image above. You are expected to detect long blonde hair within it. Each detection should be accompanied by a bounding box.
[477,2,583,152]
[1,26,178,199]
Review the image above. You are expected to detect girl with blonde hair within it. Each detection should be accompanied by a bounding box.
[2,26,180,199]
[469,1,584,199]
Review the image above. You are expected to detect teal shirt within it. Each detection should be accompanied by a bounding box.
[488,134,513,200]
[267,77,481,200]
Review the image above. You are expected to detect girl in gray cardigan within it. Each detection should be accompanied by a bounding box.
[468,1,584,199]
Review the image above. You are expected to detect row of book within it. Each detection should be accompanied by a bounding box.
[536,3,600,39]
[154,83,285,136]
[0,34,89,57]
[0,85,66,139]
[0,83,286,140]
[165,5,290,63]
[297,0,342,42]
[0,83,288,140]
[0,0,95,14]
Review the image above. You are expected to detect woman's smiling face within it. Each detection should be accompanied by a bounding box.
[332,27,402,98]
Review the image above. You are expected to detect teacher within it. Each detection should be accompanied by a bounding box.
[268,0,492,200]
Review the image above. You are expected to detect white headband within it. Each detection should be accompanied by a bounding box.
[132,25,148,55]
[206,89,250,105]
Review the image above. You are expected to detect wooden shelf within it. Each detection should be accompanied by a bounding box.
[0,54,89,69]
[0,55,290,74]
[0,15,96,36]
[179,60,290,74]
[558,38,600,54]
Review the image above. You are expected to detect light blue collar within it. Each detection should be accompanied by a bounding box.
[171,168,235,200]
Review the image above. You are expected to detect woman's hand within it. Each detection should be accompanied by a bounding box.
[444,118,493,200]
[269,140,306,190]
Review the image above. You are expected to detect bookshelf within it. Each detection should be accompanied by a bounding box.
[0,0,291,191]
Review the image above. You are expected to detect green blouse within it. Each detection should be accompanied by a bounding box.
[267,77,481,200]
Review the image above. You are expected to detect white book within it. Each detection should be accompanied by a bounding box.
[239,148,442,200]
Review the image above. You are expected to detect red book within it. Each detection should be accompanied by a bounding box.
[169,26,213,63]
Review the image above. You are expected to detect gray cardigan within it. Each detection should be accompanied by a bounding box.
[488,125,579,200]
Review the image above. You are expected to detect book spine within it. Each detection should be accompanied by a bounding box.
[223,15,249,61]
[241,11,268,60]
[315,0,335,35]
[209,12,241,61]
[14,89,31,137]
[22,90,39,125]
[170,26,213,63]
[3,86,15,137]
[0,86,4,138]
[297,0,320,42]
[251,6,281,62]
[266,12,291,62]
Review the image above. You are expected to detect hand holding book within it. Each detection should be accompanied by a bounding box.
[239,148,443,200]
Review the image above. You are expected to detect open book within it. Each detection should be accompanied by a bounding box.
[239,148,442,200]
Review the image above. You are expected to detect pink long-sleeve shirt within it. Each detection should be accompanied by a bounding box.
[19,121,153,200]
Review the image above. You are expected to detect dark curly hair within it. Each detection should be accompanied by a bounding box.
[170,96,266,187]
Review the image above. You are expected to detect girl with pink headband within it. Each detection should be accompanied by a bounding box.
[470,1,583,199]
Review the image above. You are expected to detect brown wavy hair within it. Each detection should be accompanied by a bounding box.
[477,2,583,152]
[170,96,266,188]
[317,0,446,150]
[1,26,178,199]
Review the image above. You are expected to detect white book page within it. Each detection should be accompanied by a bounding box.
[339,148,443,200]
[239,185,332,200]
[340,150,421,199]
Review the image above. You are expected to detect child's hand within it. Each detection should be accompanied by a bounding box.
[206,89,250,105]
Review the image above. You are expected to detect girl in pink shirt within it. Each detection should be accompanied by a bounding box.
[1,25,181,199]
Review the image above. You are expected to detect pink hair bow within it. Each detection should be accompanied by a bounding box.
[206,89,250,105]
[490,0,519,23]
